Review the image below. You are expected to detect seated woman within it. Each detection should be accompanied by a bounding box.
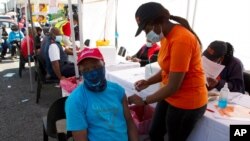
[203,40,245,93]
[126,40,160,67]
[20,27,35,69]
[0,26,9,59]
[20,27,35,60]
[65,47,138,141]
[8,24,24,59]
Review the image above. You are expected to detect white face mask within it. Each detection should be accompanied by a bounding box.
[55,36,62,43]
[146,42,152,47]
[146,26,164,43]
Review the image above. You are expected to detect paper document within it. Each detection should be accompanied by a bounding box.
[213,104,250,121]
[202,56,225,79]
[232,95,250,109]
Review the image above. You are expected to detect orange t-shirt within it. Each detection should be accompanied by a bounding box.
[158,25,207,109]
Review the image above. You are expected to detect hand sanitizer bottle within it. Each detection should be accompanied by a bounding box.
[218,83,230,108]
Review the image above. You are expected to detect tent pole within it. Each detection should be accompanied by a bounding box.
[26,0,34,92]
[115,0,118,50]
[78,0,84,49]
[186,0,190,20]
[192,0,198,28]
[68,0,80,80]
[14,0,17,23]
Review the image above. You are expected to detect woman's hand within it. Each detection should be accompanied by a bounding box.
[128,94,144,105]
[134,79,149,92]
[131,57,141,62]
[207,77,219,89]
[126,56,132,60]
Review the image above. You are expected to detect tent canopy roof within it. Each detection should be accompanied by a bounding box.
[16,0,104,4]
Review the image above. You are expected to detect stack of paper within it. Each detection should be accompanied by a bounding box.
[202,56,225,79]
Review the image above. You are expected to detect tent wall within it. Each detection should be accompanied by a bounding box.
[193,0,250,69]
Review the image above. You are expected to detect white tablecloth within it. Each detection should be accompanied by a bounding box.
[106,67,160,98]
[106,58,140,72]
[106,67,250,141]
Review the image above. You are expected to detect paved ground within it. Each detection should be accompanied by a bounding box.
[0,55,61,141]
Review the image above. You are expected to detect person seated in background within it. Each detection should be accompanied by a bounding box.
[203,40,245,93]
[35,27,43,51]
[42,27,75,80]
[20,27,35,68]
[65,47,138,141]
[8,24,24,59]
[126,40,160,67]
[20,27,35,59]
[73,14,80,41]
[0,26,9,59]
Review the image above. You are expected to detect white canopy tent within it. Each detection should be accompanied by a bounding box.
[16,0,250,71]
[16,0,104,4]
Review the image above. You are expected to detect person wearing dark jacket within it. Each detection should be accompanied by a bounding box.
[0,26,9,59]
[126,40,160,67]
[73,14,80,41]
[42,27,75,80]
[203,40,245,93]
[35,27,42,50]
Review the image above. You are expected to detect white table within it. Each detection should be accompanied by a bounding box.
[106,67,160,98]
[106,67,250,141]
[106,57,140,72]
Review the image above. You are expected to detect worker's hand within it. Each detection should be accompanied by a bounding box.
[131,57,141,62]
[134,79,149,92]
[128,94,144,105]
[126,56,132,60]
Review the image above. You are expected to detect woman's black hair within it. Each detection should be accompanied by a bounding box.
[150,7,202,47]
[222,42,234,66]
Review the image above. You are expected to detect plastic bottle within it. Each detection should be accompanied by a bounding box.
[218,83,230,108]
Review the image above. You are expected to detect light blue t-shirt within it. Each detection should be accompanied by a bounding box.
[65,81,128,141]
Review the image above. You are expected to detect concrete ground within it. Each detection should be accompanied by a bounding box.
[0,55,61,141]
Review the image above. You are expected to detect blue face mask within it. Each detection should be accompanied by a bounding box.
[145,42,152,47]
[146,26,164,43]
[55,36,62,43]
[82,67,107,92]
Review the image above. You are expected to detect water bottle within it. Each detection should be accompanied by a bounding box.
[218,83,230,108]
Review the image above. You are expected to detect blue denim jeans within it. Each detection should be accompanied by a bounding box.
[149,100,207,141]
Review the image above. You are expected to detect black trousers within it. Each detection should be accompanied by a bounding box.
[1,40,8,57]
[149,100,207,141]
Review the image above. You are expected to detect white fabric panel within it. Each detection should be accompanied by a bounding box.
[48,43,60,62]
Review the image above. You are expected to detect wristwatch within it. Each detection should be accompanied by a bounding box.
[142,97,148,105]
